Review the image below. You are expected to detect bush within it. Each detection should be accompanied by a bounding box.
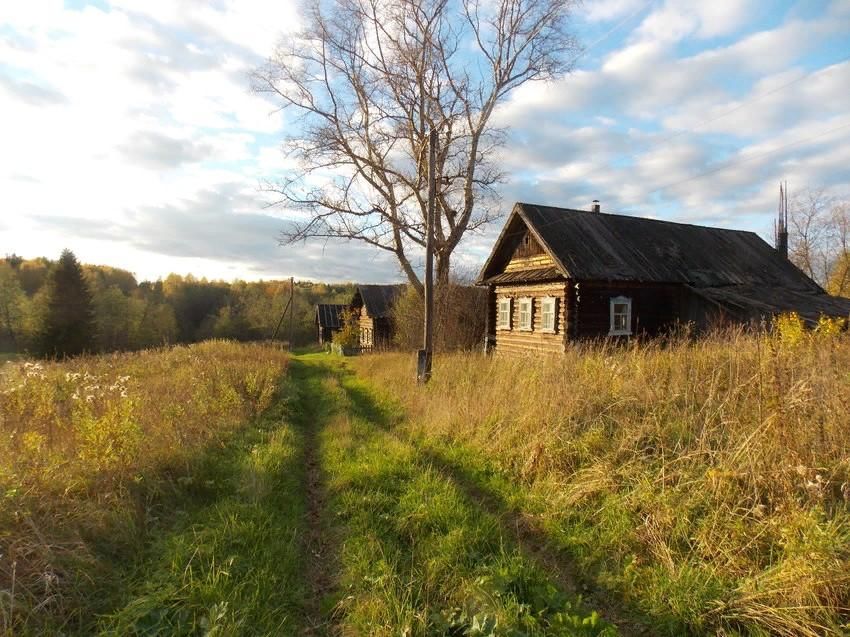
[336,307,361,349]
[392,283,487,352]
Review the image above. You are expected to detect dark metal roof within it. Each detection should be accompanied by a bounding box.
[353,284,406,318]
[481,267,563,285]
[479,203,825,291]
[315,304,348,329]
[692,285,850,325]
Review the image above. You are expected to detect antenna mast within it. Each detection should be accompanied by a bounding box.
[776,181,789,259]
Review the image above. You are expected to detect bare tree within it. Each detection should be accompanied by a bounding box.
[788,187,850,290]
[789,187,831,283]
[253,0,580,292]
[826,201,850,295]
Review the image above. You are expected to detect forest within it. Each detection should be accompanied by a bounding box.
[0,251,354,356]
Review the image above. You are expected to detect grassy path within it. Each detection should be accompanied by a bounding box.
[90,353,620,636]
[288,358,339,634]
[297,353,618,636]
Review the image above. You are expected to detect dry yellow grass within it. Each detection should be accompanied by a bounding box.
[353,328,850,635]
[0,341,288,633]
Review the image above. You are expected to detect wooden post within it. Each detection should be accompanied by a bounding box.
[417,128,437,384]
[288,276,294,350]
[271,284,291,342]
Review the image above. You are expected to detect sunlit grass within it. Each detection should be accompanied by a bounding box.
[0,341,289,634]
[306,355,617,635]
[353,328,850,635]
[98,399,306,636]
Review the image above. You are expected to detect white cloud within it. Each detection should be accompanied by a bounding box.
[2,0,849,282]
[0,0,305,279]
[632,0,753,42]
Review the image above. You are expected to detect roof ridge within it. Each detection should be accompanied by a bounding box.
[517,202,760,236]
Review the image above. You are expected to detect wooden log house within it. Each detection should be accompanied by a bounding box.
[477,202,850,355]
[350,284,405,350]
[315,304,348,345]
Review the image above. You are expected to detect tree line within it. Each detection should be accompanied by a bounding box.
[0,250,354,357]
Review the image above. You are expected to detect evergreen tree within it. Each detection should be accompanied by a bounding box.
[40,249,95,357]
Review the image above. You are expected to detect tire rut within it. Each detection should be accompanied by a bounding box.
[290,361,338,636]
[302,421,333,635]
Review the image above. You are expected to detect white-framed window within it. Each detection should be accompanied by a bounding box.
[518,297,533,331]
[497,297,512,330]
[541,297,557,333]
[609,296,632,336]
[360,327,372,347]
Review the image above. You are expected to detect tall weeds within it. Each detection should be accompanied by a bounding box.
[0,341,288,634]
[353,329,850,635]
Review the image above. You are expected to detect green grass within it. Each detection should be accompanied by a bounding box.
[352,335,850,636]
[96,391,307,635]
[295,353,617,635]
[0,342,292,635]
[4,347,620,636]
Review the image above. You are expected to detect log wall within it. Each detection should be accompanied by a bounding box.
[493,282,568,355]
[573,281,683,338]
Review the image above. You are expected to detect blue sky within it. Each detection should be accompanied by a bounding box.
[1,0,849,283]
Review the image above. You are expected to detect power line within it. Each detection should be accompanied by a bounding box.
[566,0,655,69]
[645,52,850,150]
[491,118,850,239]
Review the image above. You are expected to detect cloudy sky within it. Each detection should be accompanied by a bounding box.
[2,0,849,283]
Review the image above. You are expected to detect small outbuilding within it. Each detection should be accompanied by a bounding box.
[351,284,405,350]
[477,201,850,355]
[315,304,349,345]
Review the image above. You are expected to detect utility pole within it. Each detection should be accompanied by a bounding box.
[288,276,295,350]
[417,129,437,384]
[271,277,295,349]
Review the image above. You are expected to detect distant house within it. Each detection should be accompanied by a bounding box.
[315,304,348,345]
[477,201,850,355]
[351,284,405,350]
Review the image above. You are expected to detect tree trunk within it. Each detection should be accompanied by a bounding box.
[436,253,451,287]
[399,255,424,296]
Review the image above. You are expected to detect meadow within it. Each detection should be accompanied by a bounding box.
[0,341,292,634]
[3,328,849,635]
[353,327,850,636]
[0,344,618,636]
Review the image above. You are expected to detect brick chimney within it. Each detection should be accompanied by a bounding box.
[591,199,600,213]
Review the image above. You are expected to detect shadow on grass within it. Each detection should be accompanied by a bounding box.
[283,358,345,635]
[330,360,659,637]
[414,448,659,637]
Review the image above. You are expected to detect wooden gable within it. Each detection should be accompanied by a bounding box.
[504,231,554,272]
[477,208,566,284]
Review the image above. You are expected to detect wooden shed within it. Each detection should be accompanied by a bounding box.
[477,202,850,355]
[351,284,405,350]
[315,304,348,345]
